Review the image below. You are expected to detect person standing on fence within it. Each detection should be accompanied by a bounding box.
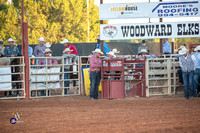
[4,38,19,57]
[89,49,103,100]
[138,40,148,54]
[95,35,111,56]
[62,48,77,95]
[4,38,20,96]
[179,47,196,99]
[38,48,58,96]
[33,37,47,57]
[193,45,200,97]
[38,48,58,68]
[162,38,171,54]
[62,39,78,55]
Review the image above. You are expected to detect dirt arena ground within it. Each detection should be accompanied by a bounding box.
[0,95,200,133]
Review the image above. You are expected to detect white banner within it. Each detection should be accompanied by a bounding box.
[99,1,200,20]
[100,21,200,40]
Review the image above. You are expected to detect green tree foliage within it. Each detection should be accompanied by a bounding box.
[0,0,100,44]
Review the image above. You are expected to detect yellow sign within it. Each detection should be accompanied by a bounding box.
[82,68,101,96]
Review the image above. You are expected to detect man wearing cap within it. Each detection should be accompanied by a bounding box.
[62,39,78,55]
[89,49,103,100]
[193,45,200,96]
[62,48,77,95]
[162,38,171,54]
[95,35,111,55]
[138,40,148,54]
[33,37,47,57]
[4,38,19,57]
[179,47,196,99]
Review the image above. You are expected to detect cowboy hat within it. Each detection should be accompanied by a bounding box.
[179,47,188,55]
[106,51,116,57]
[178,45,185,50]
[62,39,70,44]
[44,48,52,53]
[92,49,103,55]
[194,45,200,52]
[139,49,148,53]
[112,48,120,54]
[63,48,73,53]
[96,35,100,40]
[45,42,51,48]
[7,38,15,42]
[38,37,45,42]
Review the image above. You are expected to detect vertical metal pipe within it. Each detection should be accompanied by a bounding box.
[21,0,24,55]
[100,0,104,54]
[159,0,163,54]
[24,22,30,100]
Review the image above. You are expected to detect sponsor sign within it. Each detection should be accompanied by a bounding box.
[99,1,200,19]
[100,21,200,40]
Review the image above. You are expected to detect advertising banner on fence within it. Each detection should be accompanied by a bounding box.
[99,1,200,20]
[100,21,200,40]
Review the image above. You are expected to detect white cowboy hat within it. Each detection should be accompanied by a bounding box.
[44,48,52,53]
[106,51,116,57]
[45,42,51,48]
[112,48,120,54]
[194,45,200,52]
[139,49,148,53]
[178,45,185,50]
[7,38,15,42]
[63,48,73,53]
[62,39,70,44]
[179,47,188,55]
[38,37,45,42]
[92,49,103,55]
[96,35,100,40]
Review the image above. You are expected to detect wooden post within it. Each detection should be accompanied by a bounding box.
[100,0,104,54]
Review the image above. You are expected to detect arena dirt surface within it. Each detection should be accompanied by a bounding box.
[0,95,200,133]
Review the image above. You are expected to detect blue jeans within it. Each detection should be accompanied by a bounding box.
[90,71,101,99]
[177,69,183,84]
[194,68,200,95]
[182,71,195,98]
[64,69,70,94]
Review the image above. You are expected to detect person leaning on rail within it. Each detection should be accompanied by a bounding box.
[179,47,196,99]
[138,40,149,54]
[176,45,186,85]
[162,38,171,54]
[62,48,77,95]
[89,49,103,100]
[61,39,78,55]
[3,38,20,96]
[38,48,58,96]
[193,45,200,97]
